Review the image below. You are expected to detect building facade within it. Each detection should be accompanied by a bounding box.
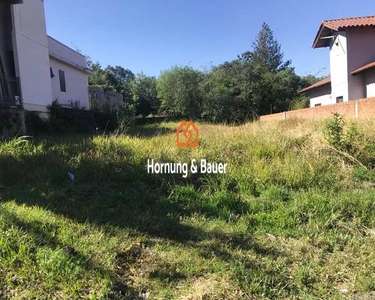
[301,16,375,107]
[0,0,90,113]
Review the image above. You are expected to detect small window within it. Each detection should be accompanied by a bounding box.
[59,70,66,92]
[336,96,343,103]
[315,103,321,107]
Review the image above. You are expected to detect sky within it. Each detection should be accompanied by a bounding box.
[44,0,374,78]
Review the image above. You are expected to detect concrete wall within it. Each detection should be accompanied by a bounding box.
[309,84,332,107]
[89,87,123,112]
[50,57,89,109]
[260,97,375,121]
[329,32,349,102]
[11,0,52,112]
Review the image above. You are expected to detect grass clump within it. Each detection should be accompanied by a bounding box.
[1,118,375,299]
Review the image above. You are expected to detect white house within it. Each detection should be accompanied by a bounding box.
[0,0,90,113]
[301,16,375,107]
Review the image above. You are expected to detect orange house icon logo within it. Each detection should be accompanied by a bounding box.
[176,120,199,148]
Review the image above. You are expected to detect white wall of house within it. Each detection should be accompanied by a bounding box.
[309,84,333,107]
[365,70,375,98]
[48,37,87,72]
[329,32,349,102]
[50,58,90,109]
[48,37,90,109]
[11,0,52,112]
[347,28,375,100]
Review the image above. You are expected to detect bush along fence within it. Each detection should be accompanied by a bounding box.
[0,108,26,139]
[0,106,119,139]
[260,97,375,121]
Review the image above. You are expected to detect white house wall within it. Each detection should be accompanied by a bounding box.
[329,32,349,102]
[11,0,52,112]
[50,58,89,109]
[365,70,375,98]
[309,84,333,107]
[48,37,86,71]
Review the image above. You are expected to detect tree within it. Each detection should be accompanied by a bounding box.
[240,23,291,73]
[88,62,109,91]
[87,22,306,123]
[201,61,248,123]
[157,66,203,119]
[105,66,135,102]
[105,66,135,93]
[88,63,135,102]
[132,73,159,117]
[234,23,297,116]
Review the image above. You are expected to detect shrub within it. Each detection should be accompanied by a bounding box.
[25,112,49,136]
[47,100,117,134]
[288,95,309,111]
[115,103,136,134]
[324,113,366,156]
[324,113,345,150]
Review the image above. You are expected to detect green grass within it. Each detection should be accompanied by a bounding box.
[1,120,375,299]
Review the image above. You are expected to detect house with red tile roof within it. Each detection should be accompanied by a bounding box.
[301,16,375,107]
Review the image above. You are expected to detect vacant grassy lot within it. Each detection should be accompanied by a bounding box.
[1,119,375,299]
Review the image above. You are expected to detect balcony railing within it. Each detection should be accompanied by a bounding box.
[0,76,22,107]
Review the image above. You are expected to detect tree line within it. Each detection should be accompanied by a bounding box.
[88,23,321,124]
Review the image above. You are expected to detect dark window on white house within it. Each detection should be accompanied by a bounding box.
[315,103,321,107]
[59,70,66,92]
[336,96,343,103]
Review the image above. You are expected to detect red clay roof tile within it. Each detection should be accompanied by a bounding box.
[300,77,331,93]
[351,61,375,76]
[313,16,375,48]
[323,16,375,31]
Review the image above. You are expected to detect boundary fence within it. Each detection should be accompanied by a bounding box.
[260,97,375,121]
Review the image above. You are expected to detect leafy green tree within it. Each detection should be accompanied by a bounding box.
[105,66,135,92]
[239,23,291,72]
[234,23,298,117]
[88,62,110,91]
[87,22,306,123]
[201,61,249,123]
[88,63,135,102]
[105,66,135,102]
[260,68,300,113]
[132,73,159,117]
[300,74,323,88]
[157,66,203,119]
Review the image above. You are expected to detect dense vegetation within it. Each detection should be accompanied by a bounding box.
[88,23,321,123]
[1,117,375,299]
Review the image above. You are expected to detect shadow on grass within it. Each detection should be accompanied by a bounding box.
[0,205,139,299]
[0,136,286,297]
